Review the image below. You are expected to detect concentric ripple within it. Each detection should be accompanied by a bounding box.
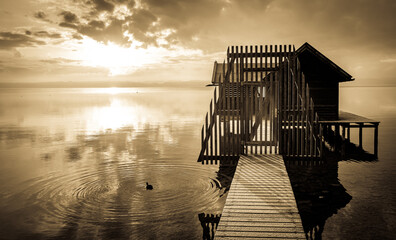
[0,158,228,238]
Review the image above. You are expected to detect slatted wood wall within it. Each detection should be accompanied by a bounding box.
[198,45,323,164]
[278,56,323,158]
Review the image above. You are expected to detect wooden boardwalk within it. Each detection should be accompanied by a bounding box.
[215,155,305,239]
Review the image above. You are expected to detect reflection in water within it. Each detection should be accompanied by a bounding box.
[198,161,237,240]
[286,156,352,240]
[0,87,395,239]
[286,141,381,240]
[0,88,230,239]
[198,213,221,240]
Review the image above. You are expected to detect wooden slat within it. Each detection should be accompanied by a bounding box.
[227,51,295,58]
[210,99,213,160]
[220,79,225,159]
[236,46,240,154]
[259,45,263,154]
[214,88,218,159]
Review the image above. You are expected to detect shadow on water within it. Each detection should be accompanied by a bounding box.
[198,161,237,240]
[198,213,221,240]
[285,139,378,240]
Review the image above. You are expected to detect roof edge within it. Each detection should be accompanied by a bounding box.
[296,42,354,82]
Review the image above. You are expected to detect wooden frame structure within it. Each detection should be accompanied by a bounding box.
[198,45,324,163]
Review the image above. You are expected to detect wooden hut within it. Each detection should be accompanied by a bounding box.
[296,43,354,120]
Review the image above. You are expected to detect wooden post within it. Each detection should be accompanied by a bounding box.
[335,124,340,152]
[320,124,323,158]
[210,100,213,161]
[347,123,350,141]
[359,123,363,149]
[205,113,208,157]
[201,126,204,164]
[374,123,378,157]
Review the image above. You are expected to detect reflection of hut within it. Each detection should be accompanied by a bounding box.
[198,213,221,240]
[216,161,237,196]
[285,158,352,239]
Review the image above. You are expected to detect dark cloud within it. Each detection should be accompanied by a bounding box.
[135,0,228,48]
[79,18,129,46]
[25,30,32,35]
[34,31,62,39]
[59,22,79,29]
[49,0,396,55]
[125,9,157,46]
[89,20,105,29]
[92,0,115,13]
[129,9,157,32]
[126,0,136,8]
[34,11,46,19]
[0,32,45,49]
[60,11,79,23]
[59,11,79,29]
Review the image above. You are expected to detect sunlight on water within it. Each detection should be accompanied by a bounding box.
[0,87,230,239]
[87,99,146,132]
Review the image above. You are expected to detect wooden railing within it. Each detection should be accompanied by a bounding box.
[198,45,323,163]
[278,57,323,158]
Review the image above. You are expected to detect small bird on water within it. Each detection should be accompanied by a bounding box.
[146,182,153,190]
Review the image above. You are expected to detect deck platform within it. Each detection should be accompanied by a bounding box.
[319,111,379,124]
[215,155,305,239]
[319,111,380,156]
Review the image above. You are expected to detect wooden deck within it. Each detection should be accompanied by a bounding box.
[319,111,380,156]
[319,111,379,124]
[215,155,305,239]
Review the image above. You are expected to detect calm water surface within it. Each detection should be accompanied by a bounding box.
[0,86,395,239]
[0,87,232,239]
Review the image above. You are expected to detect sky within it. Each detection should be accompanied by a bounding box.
[0,0,395,86]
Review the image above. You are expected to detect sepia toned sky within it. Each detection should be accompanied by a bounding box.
[0,0,395,86]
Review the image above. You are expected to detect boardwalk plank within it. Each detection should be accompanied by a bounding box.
[215,155,305,239]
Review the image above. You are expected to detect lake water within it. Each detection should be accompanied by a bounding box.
[0,86,395,239]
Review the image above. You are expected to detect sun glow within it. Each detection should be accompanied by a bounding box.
[76,37,202,76]
[79,38,153,75]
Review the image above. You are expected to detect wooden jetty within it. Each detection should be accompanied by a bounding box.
[215,155,305,239]
[197,42,380,238]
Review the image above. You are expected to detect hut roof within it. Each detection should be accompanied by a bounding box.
[296,42,354,82]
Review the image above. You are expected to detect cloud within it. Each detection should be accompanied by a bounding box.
[380,58,396,63]
[92,0,115,13]
[34,11,46,20]
[72,33,83,40]
[59,22,79,29]
[33,31,62,39]
[89,20,105,29]
[78,18,130,46]
[40,57,80,64]
[0,32,45,49]
[60,11,79,23]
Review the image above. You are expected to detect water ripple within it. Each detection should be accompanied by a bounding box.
[2,160,225,228]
